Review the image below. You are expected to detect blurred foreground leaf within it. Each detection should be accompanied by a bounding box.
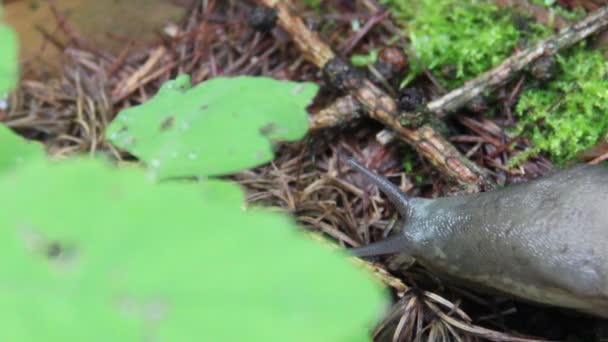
[0,124,44,173]
[0,158,387,341]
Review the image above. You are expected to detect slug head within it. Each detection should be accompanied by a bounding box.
[347,159,415,257]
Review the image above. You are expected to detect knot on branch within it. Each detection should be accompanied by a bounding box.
[248,5,278,32]
[322,58,364,92]
[529,55,558,82]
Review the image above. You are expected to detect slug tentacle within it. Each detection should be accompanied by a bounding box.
[346,158,411,219]
[347,159,414,258]
[350,234,410,257]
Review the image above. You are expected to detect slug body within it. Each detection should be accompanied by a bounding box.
[348,160,608,318]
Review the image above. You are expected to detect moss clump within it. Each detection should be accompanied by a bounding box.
[384,0,534,88]
[514,46,608,164]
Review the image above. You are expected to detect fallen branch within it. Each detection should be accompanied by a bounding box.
[111,46,168,102]
[308,95,362,131]
[256,0,493,189]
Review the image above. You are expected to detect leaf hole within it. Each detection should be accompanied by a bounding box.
[160,116,175,132]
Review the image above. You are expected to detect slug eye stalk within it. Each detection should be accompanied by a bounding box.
[346,158,411,219]
[349,234,410,257]
[346,159,413,258]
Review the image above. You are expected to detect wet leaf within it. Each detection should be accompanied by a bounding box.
[0,158,387,341]
[106,75,318,178]
[0,124,45,173]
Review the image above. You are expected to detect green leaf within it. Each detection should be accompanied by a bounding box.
[0,158,387,341]
[0,124,45,173]
[515,47,608,164]
[106,75,318,178]
[351,50,378,67]
[0,21,18,94]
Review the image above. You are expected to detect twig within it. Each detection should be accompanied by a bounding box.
[255,0,492,189]
[358,0,448,94]
[308,96,362,130]
[111,46,167,102]
[426,5,608,115]
[266,1,335,66]
[425,300,551,342]
[338,9,391,54]
[590,150,608,164]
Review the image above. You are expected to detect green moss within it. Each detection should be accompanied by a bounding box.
[351,50,378,67]
[403,158,414,173]
[514,45,608,164]
[383,0,545,88]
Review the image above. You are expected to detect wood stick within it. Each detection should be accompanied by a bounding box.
[308,96,361,130]
[256,0,493,189]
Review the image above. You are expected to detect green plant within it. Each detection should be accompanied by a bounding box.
[383,0,540,88]
[1,75,388,340]
[0,7,19,95]
[351,50,378,67]
[0,124,45,173]
[106,75,317,179]
[0,156,385,341]
[514,46,608,164]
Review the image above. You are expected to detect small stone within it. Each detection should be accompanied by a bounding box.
[530,55,558,82]
[248,5,278,32]
[397,87,426,112]
[322,58,362,92]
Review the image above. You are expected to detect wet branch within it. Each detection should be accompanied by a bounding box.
[257,0,493,189]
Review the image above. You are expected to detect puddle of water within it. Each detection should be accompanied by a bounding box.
[3,0,186,67]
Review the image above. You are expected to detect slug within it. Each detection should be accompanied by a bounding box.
[347,159,608,318]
